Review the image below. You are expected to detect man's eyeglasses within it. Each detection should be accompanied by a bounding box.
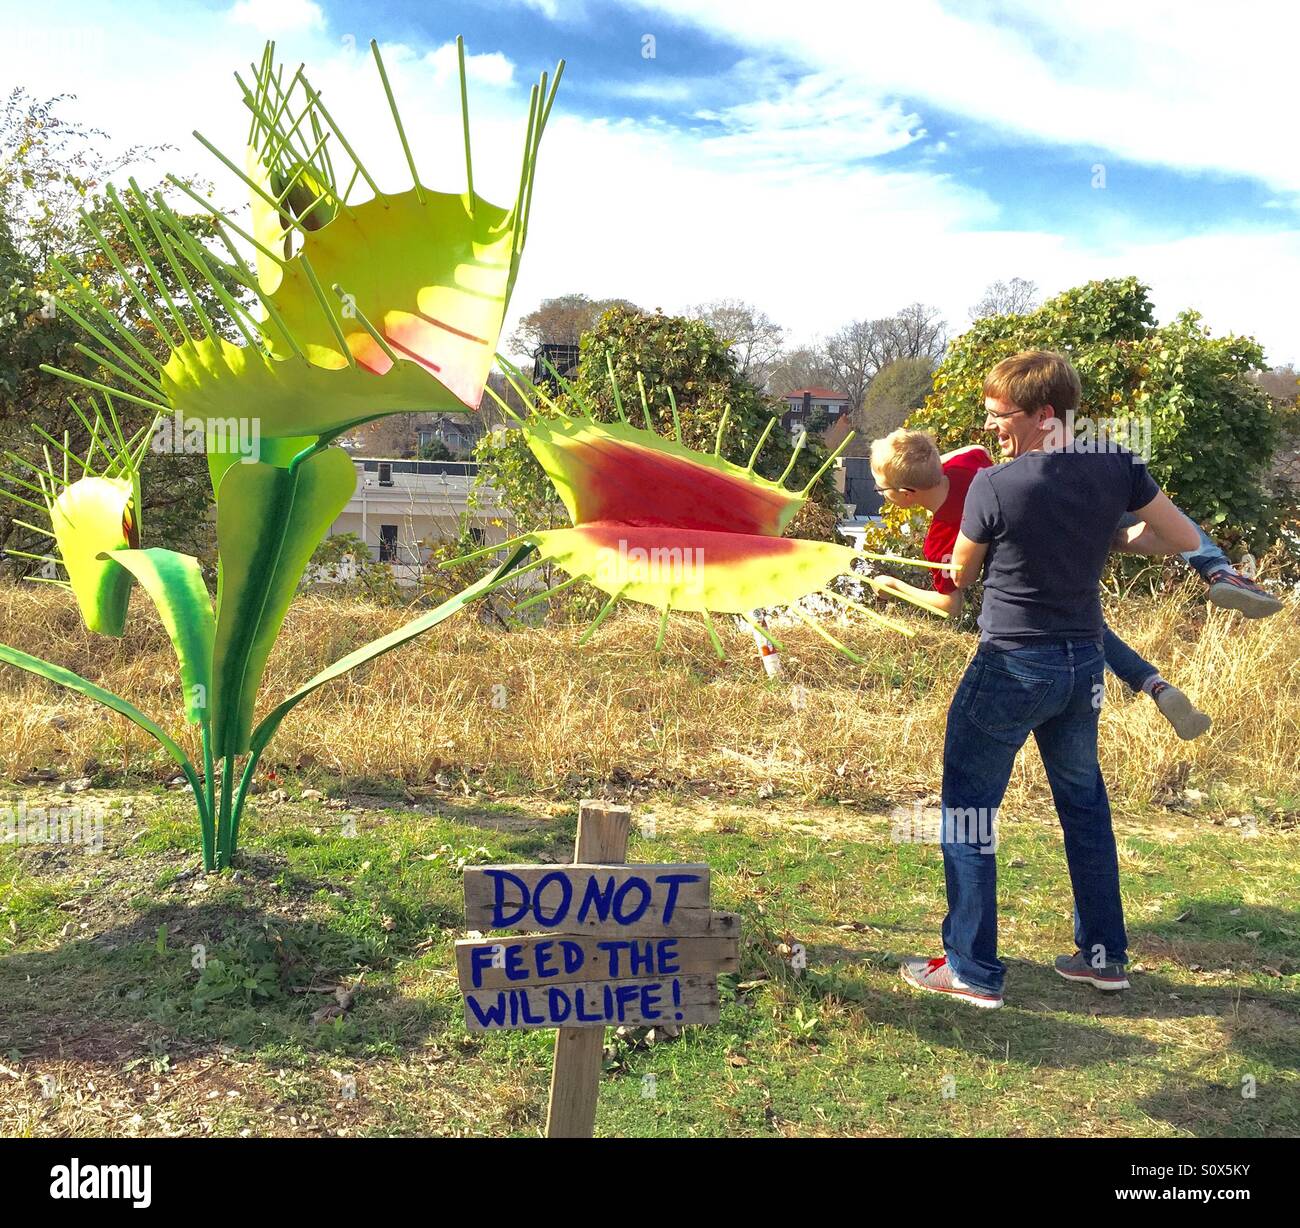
[984,405,1038,421]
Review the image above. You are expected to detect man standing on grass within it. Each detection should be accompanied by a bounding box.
[900,350,1203,1010]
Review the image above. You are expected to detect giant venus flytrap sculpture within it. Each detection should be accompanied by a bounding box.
[1,39,949,872]
[1,39,559,868]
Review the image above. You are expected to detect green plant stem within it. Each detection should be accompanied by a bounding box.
[216,753,235,869]
[200,726,216,872]
[165,753,214,871]
[229,752,261,856]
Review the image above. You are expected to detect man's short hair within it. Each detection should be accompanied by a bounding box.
[983,350,1081,417]
[870,429,943,490]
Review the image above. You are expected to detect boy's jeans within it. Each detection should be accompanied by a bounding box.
[1102,625,1158,692]
[1102,515,1231,692]
[940,641,1126,993]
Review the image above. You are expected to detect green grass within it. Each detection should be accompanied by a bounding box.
[0,783,1296,1137]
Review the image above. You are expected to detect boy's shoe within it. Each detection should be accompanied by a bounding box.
[1149,681,1212,741]
[1206,569,1283,619]
[1054,951,1130,991]
[900,956,1003,1009]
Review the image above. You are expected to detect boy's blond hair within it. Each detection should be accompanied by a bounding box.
[983,349,1081,416]
[870,429,943,490]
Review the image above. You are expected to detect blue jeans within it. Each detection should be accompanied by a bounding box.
[940,641,1126,993]
[1103,516,1232,692]
[1102,625,1157,692]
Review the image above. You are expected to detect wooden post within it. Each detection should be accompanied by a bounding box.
[544,799,632,1138]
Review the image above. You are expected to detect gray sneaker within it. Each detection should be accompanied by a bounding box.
[1206,570,1283,619]
[1054,951,1130,991]
[1150,682,1212,741]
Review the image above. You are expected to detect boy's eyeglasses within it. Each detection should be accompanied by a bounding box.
[875,484,914,494]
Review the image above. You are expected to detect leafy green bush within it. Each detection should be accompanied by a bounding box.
[307,532,406,606]
[910,276,1283,554]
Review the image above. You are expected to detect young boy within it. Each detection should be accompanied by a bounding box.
[867,426,1277,739]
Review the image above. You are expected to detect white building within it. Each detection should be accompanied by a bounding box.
[324,455,511,586]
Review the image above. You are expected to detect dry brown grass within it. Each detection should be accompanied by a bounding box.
[1,580,1297,815]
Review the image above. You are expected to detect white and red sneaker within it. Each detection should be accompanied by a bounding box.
[900,956,1004,1009]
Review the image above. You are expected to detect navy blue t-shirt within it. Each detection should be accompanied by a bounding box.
[959,447,1160,648]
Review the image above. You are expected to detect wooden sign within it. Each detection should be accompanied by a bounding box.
[463,863,727,936]
[458,867,738,1030]
[453,801,739,1136]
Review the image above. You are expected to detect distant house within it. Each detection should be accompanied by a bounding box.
[336,413,483,460]
[780,387,852,438]
[416,415,482,457]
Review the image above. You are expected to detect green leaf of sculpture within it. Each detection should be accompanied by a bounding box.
[159,331,477,444]
[210,448,356,757]
[205,428,314,499]
[258,188,522,409]
[247,543,536,758]
[0,644,197,782]
[105,549,214,726]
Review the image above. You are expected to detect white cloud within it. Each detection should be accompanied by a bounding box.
[494,0,593,20]
[618,0,1300,193]
[594,79,697,104]
[424,41,516,87]
[697,71,924,168]
[227,0,325,36]
[0,0,1294,371]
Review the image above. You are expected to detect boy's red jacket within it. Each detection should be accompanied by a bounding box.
[923,445,994,593]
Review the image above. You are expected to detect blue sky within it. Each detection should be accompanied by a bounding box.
[3,0,1297,364]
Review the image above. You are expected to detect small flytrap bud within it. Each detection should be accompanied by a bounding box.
[1,397,154,635]
[442,362,956,659]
